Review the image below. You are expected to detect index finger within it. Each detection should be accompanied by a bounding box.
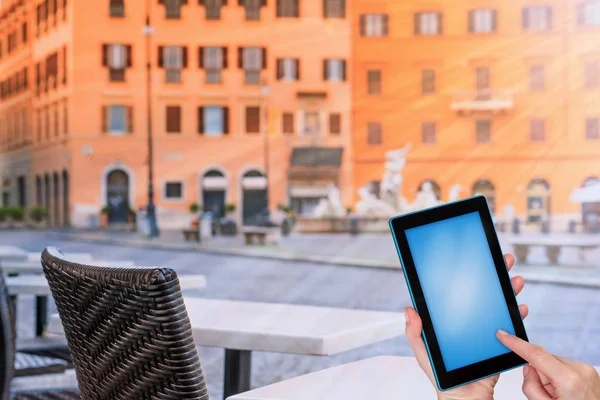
[496,330,568,380]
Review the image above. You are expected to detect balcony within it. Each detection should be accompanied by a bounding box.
[451,89,514,113]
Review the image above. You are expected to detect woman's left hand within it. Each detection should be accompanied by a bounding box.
[404,254,528,400]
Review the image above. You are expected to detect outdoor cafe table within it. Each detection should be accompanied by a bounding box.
[227,356,600,400]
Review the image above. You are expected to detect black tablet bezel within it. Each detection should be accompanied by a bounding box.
[390,195,528,390]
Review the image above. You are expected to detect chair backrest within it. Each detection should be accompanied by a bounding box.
[41,247,209,400]
[0,268,15,400]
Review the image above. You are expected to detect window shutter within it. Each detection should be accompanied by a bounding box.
[222,47,228,68]
[492,10,497,32]
[295,59,300,80]
[261,0,267,5]
[199,0,205,4]
[102,44,108,66]
[577,4,585,26]
[223,106,229,134]
[323,59,328,80]
[238,0,243,5]
[322,0,327,17]
[383,14,389,35]
[221,0,227,5]
[126,45,132,67]
[414,13,420,35]
[182,46,188,68]
[198,107,204,134]
[127,106,133,133]
[198,47,204,68]
[158,46,164,67]
[522,8,529,30]
[546,7,552,29]
[342,60,347,81]
[261,47,267,69]
[62,46,67,84]
[359,15,366,36]
[437,12,443,34]
[276,59,283,80]
[468,10,474,33]
[101,106,107,133]
[238,47,244,68]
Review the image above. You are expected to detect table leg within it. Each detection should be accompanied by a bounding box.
[545,245,560,265]
[223,349,251,400]
[513,245,530,265]
[35,295,48,337]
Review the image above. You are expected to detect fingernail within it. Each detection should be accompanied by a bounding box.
[497,329,508,337]
[523,365,530,377]
[404,308,411,324]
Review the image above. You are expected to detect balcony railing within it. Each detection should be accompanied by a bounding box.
[451,89,514,112]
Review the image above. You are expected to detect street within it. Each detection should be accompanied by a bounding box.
[3,231,600,399]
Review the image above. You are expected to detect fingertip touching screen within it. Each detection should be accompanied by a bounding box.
[405,211,516,371]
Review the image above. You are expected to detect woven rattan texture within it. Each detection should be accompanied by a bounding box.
[41,247,209,400]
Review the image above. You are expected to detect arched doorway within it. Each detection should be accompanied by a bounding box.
[527,179,550,223]
[418,180,441,200]
[62,170,70,226]
[53,172,60,226]
[473,179,496,214]
[106,169,130,224]
[241,169,267,225]
[201,169,227,220]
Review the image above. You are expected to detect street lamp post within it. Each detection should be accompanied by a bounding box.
[261,83,271,223]
[144,0,160,238]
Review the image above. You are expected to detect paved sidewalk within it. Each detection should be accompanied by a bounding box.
[45,229,600,288]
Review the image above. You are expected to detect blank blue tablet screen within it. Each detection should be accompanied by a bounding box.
[405,211,516,371]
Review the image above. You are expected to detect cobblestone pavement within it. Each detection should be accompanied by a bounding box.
[3,231,600,399]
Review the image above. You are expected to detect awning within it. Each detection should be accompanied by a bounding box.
[570,184,600,203]
[288,147,343,184]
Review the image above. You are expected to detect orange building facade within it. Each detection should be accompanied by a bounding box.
[0,0,353,229]
[352,0,600,227]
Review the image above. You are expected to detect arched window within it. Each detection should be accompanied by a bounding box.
[527,179,550,223]
[202,168,228,219]
[472,179,495,213]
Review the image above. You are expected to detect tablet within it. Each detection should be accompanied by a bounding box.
[389,195,528,391]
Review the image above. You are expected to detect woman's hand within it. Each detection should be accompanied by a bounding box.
[496,330,600,399]
[404,254,528,400]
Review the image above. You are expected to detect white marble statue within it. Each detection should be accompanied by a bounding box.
[313,184,346,218]
[448,184,463,202]
[380,143,412,210]
[408,181,440,212]
[355,187,397,217]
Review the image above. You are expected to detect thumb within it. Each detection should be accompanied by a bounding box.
[522,365,552,400]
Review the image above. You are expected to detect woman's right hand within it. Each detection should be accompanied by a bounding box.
[496,330,600,399]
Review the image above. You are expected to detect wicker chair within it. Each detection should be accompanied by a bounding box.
[40,247,209,400]
[0,268,14,400]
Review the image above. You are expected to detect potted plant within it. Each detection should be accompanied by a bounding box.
[190,203,202,229]
[224,203,236,216]
[0,207,8,229]
[346,206,353,216]
[8,206,25,228]
[29,206,49,228]
[100,205,109,228]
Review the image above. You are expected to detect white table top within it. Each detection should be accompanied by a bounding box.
[184,298,405,355]
[0,245,28,261]
[8,273,207,296]
[227,356,600,400]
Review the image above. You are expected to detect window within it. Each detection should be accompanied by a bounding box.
[205,0,222,20]
[415,12,442,35]
[329,113,341,134]
[585,61,599,88]
[367,70,381,94]
[201,46,226,84]
[240,47,264,84]
[166,106,181,133]
[577,1,600,27]
[23,108,29,141]
[105,105,128,134]
[164,181,183,200]
[160,45,187,83]
[62,46,67,84]
[367,122,382,145]
[530,119,545,142]
[244,0,262,20]
[277,58,300,81]
[109,0,125,17]
[586,118,599,140]
[63,101,68,135]
[283,112,294,134]
[198,106,228,136]
[324,59,346,81]
[165,0,182,19]
[476,120,491,143]
[303,111,320,136]
[468,9,496,33]
[45,106,50,139]
[246,106,261,133]
[22,23,27,43]
[324,0,345,18]
[359,14,389,37]
[530,64,545,91]
[522,6,552,31]
[422,122,436,144]
[54,103,59,137]
[103,44,131,82]
[476,67,490,99]
[37,110,42,141]
[277,0,299,17]
[422,69,435,94]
